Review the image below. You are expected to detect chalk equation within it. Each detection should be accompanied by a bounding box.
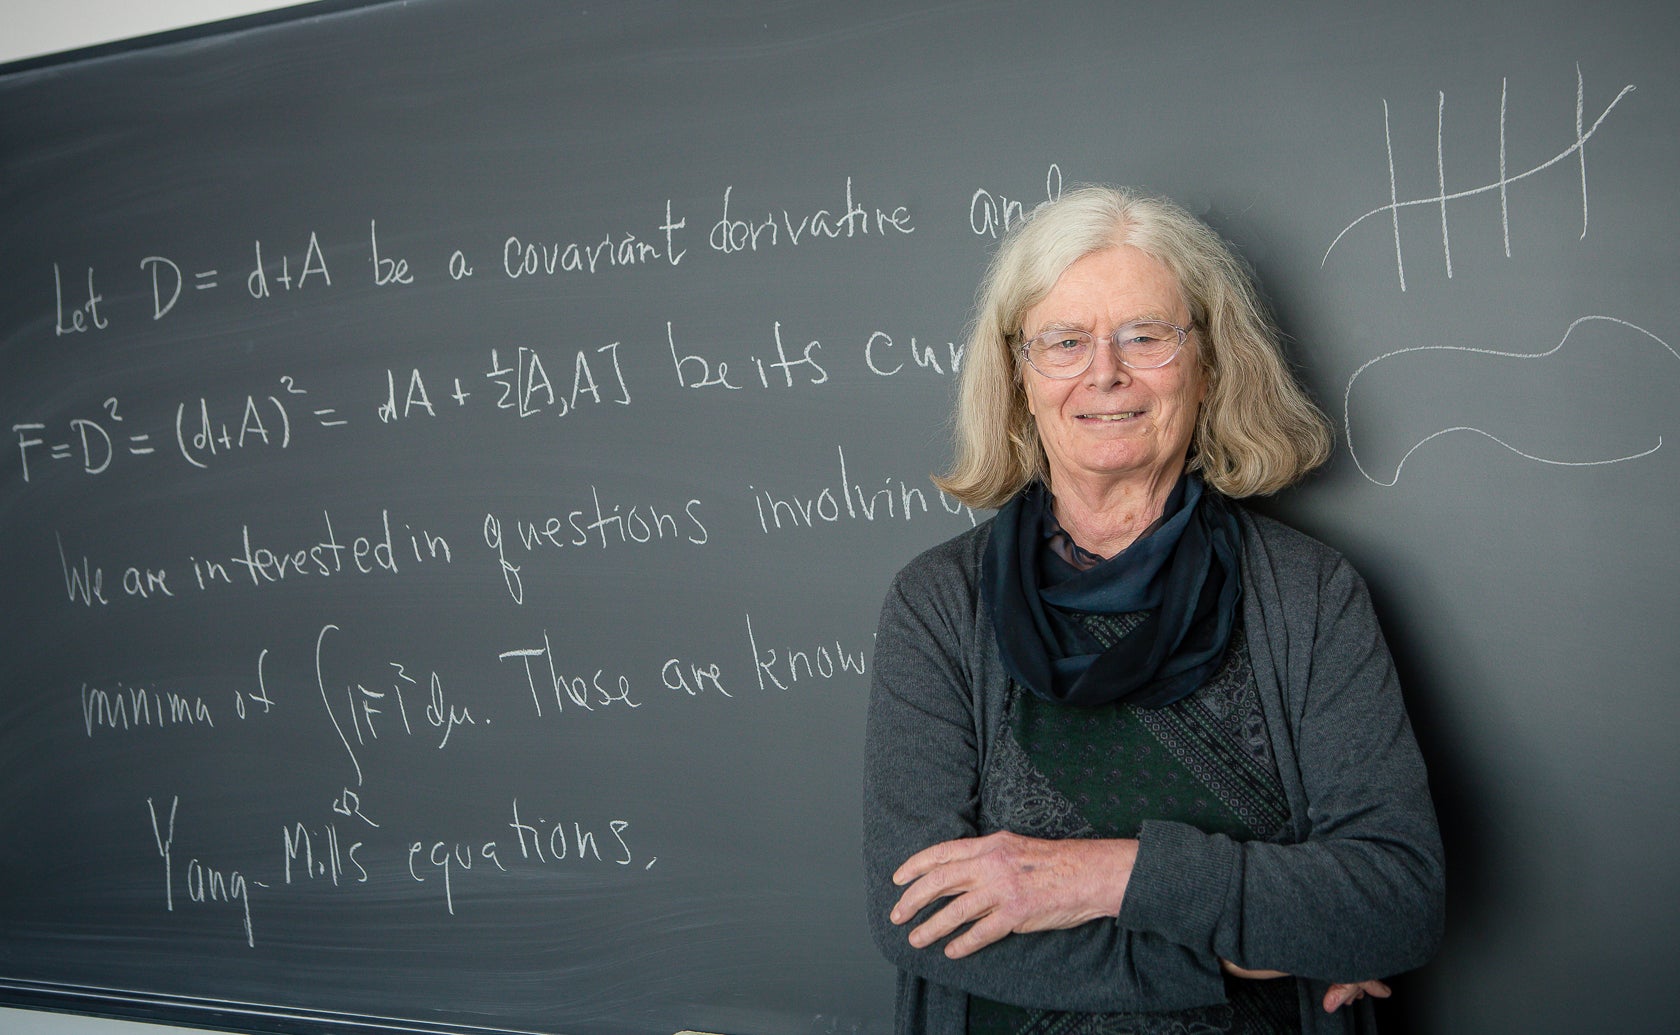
[45,180,921,337]
[95,594,881,944]
[13,378,344,482]
[1343,315,1677,485]
[1323,65,1637,290]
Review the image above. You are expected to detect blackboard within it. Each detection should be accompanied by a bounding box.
[2,2,1677,1033]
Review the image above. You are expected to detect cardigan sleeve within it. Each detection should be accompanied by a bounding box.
[862,542,1227,1014]
[1116,528,1446,985]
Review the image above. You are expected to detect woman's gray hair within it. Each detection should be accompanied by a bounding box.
[935,185,1332,507]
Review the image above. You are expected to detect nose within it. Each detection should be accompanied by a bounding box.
[1084,334,1132,386]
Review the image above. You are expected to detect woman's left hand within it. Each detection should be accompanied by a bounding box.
[889,831,1138,958]
[1221,961,1391,1013]
[1322,978,1391,1013]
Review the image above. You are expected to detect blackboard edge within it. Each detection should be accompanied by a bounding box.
[0,979,567,1035]
[0,0,392,79]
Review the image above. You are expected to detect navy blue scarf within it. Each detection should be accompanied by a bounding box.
[981,475,1243,709]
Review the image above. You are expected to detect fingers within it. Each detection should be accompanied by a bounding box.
[889,856,978,927]
[887,834,1137,957]
[889,832,1014,925]
[904,885,990,949]
[892,832,993,885]
[1220,960,1291,980]
[939,909,1017,958]
[1323,979,1392,1013]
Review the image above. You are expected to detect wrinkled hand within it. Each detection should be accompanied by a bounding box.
[889,831,1137,958]
[1220,961,1391,1014]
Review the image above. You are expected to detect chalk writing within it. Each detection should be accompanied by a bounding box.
[969,164,1064,237]
[1324,66,1636,290]
[368,220,413,287]
[481,493,707,604]
[667,320,829,390]
[1344,315,1677,484]
[56,530,176,607]
[247,231,332,298]
[506,801,642,869]
[56,532,109,606]
[200,509,449,592]
[232,649,276,721]
[661,657,731,698]
[52,263,107,334]
[483,343,631,417]
[139,255,220,320]
[83,682,213,736]
[314,624,490,790]
[500,199,687,277]
[497,631,640,716]
[707,178,914,254]
[284,821,368,887]
[750,445,976,532]
[745,612,870,692]
[147,796,261,947]
[864,329,965,377]
[12,379,341,482]
[407,802,647,915]
[15,398,145,482]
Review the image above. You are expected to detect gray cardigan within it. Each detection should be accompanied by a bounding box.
[862,509,1444,1034]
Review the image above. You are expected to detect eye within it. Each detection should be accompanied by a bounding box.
[1049,336,1085,351]
[1121,323,1172,345]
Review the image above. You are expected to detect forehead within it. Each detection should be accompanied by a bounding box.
[1026,245,1185,326]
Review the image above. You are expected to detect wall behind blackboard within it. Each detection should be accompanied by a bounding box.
[2,2,1677,1034]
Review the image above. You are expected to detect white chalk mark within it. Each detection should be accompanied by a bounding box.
[1499,77,1511,257]
[315,623,363,787]
[1575,63,1589,238]
[1344,315,1679,486]
[1384,99,1406,291]
[1324,73,1636,283]
[1436,91,1452,279]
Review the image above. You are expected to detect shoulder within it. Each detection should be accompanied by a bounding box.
[1232,504,1387,649]
[1236,506,1343,566]
[884,519,994,604]
[874,519,997,656]
[1233,505,1359,593]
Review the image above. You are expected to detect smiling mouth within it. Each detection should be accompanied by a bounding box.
[1079,412,1142,422]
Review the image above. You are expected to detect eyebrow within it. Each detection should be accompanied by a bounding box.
[1028,312,1182,334]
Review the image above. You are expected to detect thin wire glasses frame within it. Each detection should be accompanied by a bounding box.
[1017,320,1190,378]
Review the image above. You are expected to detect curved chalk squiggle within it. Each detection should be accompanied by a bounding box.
[1344,315,1678,486]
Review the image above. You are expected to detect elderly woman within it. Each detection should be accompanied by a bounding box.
[863,186,1443,1034]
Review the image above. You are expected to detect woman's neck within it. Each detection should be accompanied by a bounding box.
[1049,468,1183,559]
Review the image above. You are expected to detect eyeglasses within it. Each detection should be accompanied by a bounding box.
[1017,320,1190,378]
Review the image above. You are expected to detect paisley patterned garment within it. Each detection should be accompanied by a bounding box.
[967,614,1300,1035]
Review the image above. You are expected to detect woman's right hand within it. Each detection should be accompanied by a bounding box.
[890,830,1138,958]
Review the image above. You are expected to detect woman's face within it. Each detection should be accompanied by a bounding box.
[1019,245,1206,501]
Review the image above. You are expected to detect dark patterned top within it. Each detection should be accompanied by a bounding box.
[967,614,1300,1035]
